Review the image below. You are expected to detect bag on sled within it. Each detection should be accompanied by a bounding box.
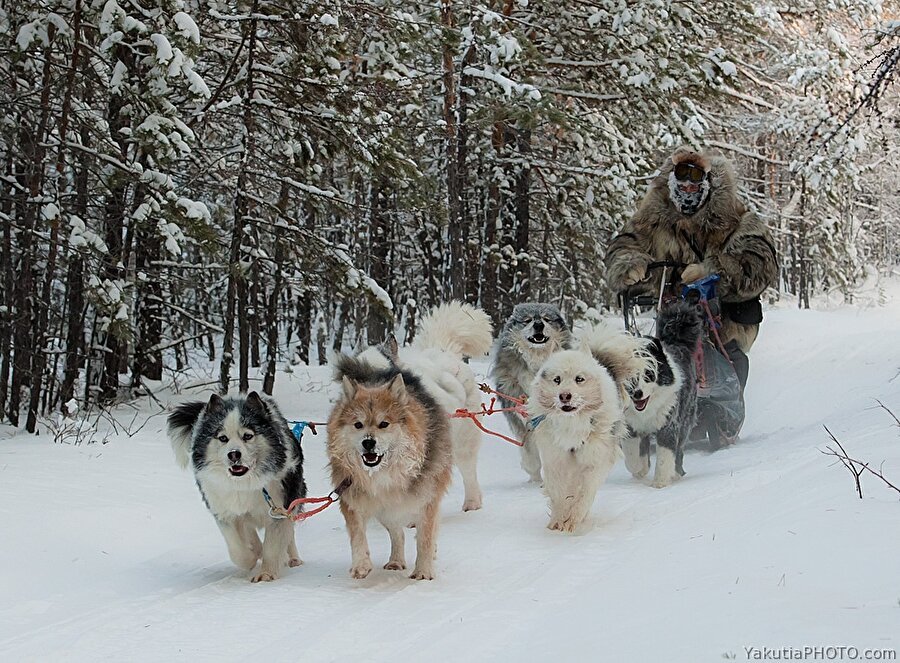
[693,336,745,447]
[682,275,745,448]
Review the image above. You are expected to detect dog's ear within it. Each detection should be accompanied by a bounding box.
[245,391,268,414]
[647,338,667,363]
[207,393,226,413]
[388,373,407,404]
[342,376,358,400]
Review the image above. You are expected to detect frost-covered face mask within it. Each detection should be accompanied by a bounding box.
[668,163,710,216]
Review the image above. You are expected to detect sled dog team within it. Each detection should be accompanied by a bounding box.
[169,299,704,583]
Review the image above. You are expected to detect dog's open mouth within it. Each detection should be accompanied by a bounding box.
[361,452,383,467]
[229,464,250,477]
[560,404,577,413]
[527,334,548,345]
[633,396,650,412]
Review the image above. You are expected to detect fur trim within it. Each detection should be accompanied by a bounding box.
[671,146,710,172]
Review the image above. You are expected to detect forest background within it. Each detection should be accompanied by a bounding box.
[1,0,898,431]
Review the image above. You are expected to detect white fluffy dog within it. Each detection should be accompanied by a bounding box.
[528,349,624,532]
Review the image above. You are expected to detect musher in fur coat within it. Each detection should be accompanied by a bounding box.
[604,146,778,388]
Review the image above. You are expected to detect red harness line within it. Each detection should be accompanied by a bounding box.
[266,477,352,522]
[478,382,527,407]
[451,385,530,447]
[693,299,735,390]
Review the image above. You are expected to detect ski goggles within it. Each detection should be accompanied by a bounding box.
[673,162,708,183]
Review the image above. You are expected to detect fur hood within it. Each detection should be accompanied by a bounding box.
[637,146,747,242]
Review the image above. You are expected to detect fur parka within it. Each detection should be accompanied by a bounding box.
[605,147,778,351]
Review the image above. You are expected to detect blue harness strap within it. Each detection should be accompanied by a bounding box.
[529,414,547,431]
[290,421,309,441]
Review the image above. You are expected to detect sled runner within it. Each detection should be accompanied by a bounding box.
[618,261,745,449]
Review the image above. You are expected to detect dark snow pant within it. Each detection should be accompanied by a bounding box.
[724,340,749,391]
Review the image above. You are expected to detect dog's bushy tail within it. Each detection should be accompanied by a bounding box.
[333,352,386,384]
[657,300,703,350]
[413,300,493,359]
[167,401,205,469]
[578,322,655,390]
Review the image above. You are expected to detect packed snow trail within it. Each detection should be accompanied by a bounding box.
[1,302,898,662]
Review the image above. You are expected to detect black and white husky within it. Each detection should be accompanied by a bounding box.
[621,301,703,488]
[490,303,573,482]
[167,392,306,582]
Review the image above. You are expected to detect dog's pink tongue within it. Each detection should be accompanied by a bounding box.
[634,398,649,412]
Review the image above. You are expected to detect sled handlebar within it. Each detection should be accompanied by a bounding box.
[646,260,686,271]
[618,261,685,302]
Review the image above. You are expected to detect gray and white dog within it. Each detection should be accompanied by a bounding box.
[490,303,573,482]
[621,301,703,487]
[167,392,306,582]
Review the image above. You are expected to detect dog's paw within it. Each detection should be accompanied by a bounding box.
[250,571,276,583]
[626,457,650,479]
[384,560,406,571]
[548,518,577,533]
[652,475,676,489]
[231,551,259,571]
[409,567,434,581]
[623,446,650,479]
[462,497,482,512]
[288,557,303,568]
[558,519,578,533]
[350,560,373,579]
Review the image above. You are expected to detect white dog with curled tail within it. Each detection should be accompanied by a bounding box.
[528,350,624,533]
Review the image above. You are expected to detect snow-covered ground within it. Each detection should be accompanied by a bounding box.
[2,287,899,662]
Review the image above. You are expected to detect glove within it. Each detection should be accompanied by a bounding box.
[621,263,648,287]
[681,263,708,284]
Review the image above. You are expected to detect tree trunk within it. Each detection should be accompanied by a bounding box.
[797,177,810,310]
[220,4,258,394]
[59,153,88,412]
[441,0,464,301]
[59,114,91,413]
[512,128,531,302]
[458,45,479,305]
[483,122,506,325]
[367,179,390,344]
[296,295,312,364]
[262,239,285,395]
[0,153,14,420]
[131,219,163,385]
[98,44,133,404]
[315,311,327,365]
[332,300,347,354]
[249,264,261,368]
